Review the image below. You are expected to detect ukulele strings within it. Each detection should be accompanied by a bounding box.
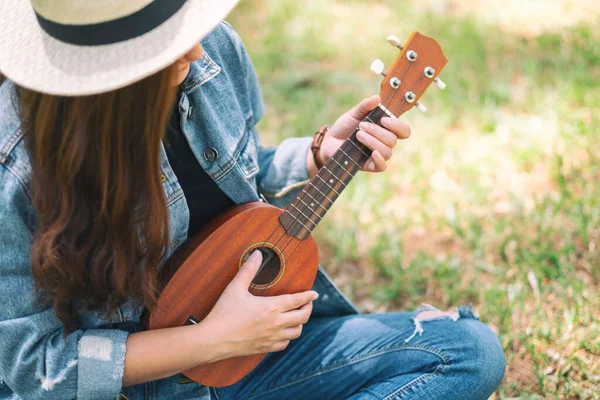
[249,69,417,298]
[249,86,402,297]
[264,60,414,250]
[276,78,405,239]
[253,68,422,292]
[250,47,430,298]
[251,62,421,298]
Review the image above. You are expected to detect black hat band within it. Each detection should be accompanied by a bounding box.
[34,0,187,46]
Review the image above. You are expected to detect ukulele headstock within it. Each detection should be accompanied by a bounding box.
[370,32,448,118]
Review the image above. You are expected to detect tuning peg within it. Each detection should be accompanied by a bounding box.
[415,101,427,113]
[370,59,387,77]
[386,35,404,50]
[434,77,446,90]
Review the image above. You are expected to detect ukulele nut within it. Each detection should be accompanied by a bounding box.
[424,66,435,78]
[405,91,416,103]
[390,77,401,89]
[406,50,417,62]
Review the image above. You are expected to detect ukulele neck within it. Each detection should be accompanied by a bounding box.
[279,104,394,240]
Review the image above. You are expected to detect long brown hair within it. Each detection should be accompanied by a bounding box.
[17,67,178,331]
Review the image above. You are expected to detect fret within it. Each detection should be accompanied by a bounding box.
[297,195,326,218]
[346,138,371,159]
[283,209,311,231]
[338,147,363,168]
[329,156,354,176]
[322,166,347,188]
[289,203,318,228]
[316,174,341,196]
[308,182,335,205]
[377,103,397,119]
[280,106,391,239]
[301,189,329,212]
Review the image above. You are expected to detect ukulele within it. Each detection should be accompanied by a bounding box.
[150,31,448,387]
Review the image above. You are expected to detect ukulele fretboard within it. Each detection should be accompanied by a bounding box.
[279,104,393,239]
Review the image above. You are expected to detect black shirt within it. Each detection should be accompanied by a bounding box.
[164,105,235,237]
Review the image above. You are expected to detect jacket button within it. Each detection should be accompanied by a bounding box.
[204,148,218,162]
[160,174,167,182]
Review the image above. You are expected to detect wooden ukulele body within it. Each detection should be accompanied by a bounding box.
[149,201,319,387]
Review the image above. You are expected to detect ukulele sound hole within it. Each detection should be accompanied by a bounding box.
[243,246,283,288]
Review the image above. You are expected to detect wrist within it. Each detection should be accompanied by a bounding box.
[315,146,326,168]
[310,125,331,170]
[192,318,234,363]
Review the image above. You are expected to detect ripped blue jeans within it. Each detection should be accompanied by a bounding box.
[206,305,506,400]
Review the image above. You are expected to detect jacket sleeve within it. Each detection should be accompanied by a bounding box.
[226,22,313,208]
[0,166,128,400]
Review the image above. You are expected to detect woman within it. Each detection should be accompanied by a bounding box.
[0,1,505,399]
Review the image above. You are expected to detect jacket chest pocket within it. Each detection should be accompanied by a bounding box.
[187,75,259,181]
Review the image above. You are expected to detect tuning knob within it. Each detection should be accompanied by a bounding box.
[415,101,427,113]
[434,77,446,90]
[387,35,404,50]
[370,59,387,77]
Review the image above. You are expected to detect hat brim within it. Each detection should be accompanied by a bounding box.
[0,0,240,96]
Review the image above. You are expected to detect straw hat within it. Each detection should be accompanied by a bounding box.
[0,0,240,96]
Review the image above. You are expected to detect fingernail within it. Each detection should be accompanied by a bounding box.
[312,292,319,300]
[250,250,261,261]
[359,121,368,130]
[357,130,366,140]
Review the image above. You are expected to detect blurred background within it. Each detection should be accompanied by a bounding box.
[229,1,599,398]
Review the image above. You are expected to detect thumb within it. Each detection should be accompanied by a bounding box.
[235,250,263,288]
[347,95,381,120]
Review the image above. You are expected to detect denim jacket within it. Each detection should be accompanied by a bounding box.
[0,22,357,400]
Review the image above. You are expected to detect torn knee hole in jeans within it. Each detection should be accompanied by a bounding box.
[404,304,479,343]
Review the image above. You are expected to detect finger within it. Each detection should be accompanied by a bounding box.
[276,291,319,312]
[234,250,262,288]
[363,150,387,172]
[358,121,397,148]
[280,302,313,327]
[381,117,411,140]
[270,340,290,352]
[372,150,388,171]
[279,325,303,341]
[356,130,393,160]
[347,95,381,120]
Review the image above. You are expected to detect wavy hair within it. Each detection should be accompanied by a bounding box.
[16,67,178,331]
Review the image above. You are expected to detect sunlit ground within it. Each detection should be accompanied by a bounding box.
[230,1,600,398]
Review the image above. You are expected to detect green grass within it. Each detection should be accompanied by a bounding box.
[230,1,600,398]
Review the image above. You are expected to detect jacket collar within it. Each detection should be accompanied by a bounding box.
[0,81,23,165]
[180,50,221,95]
